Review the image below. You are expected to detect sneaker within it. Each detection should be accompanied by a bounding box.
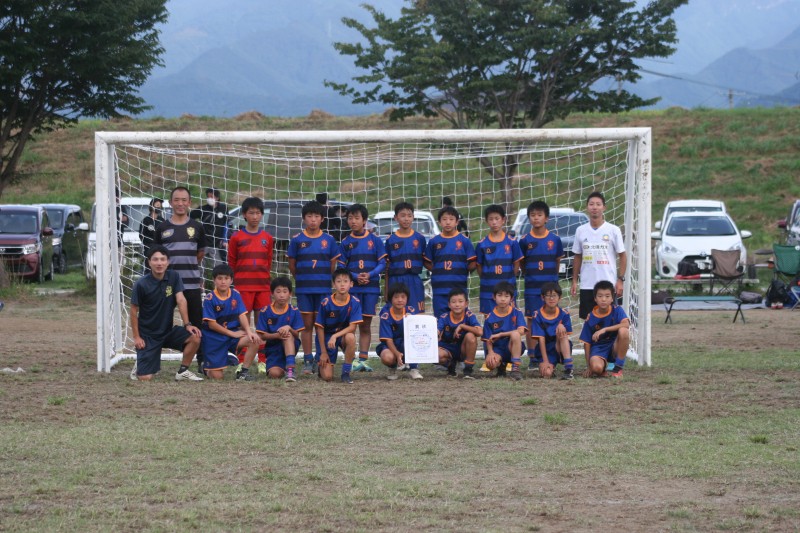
[129,361,138,381]
[462,366,475,380]
[496,365,507,378]
[446,359,458,377]
[302,361,313,375]
[398,363,410,371]
[387,367,398,381]
[175,369,203,381]
[409,368,423,380]
[561,369,575,380]
[341,373,354,384]
[509,370,522,381]
[285,368,296,382]
[611,369,624,380]
[236,371,254,382]
[257,362,267,374]
[479,363,491,372]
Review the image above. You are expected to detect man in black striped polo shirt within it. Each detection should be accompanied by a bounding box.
[156,186,207,371]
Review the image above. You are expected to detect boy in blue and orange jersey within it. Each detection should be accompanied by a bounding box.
[385,201,427,314]
[482,281,527,381]
[201,264,260,380]
[530,281,574,380]
[475,204,523,315]
[288,200,341,375]
[580,280,629,379]
[315,268,363,384]
[339,203,386,373]
[376,283,423,380]
[424,206,476,318]
[437,287,482,379]
[238,276,304,382]
[518,200,563,368]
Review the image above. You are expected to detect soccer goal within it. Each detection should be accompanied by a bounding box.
[94,128,652,372]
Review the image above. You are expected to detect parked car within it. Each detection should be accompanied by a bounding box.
[777,199,800,246]
[85,197,171,280]
[37,204,89,274]
[654,199,726,230]
[651,211,751,278]
[0,204,55,282]
[510,208,589,277]
[227,199,353,239]
[370,210,440,239]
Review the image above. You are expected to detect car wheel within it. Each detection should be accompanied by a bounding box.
[57,252,68,274]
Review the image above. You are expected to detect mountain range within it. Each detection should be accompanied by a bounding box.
[139,0,800,117]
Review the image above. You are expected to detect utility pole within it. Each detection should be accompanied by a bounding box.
[728,89,733,109]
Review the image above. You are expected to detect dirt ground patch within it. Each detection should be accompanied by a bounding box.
[1,296,798,532]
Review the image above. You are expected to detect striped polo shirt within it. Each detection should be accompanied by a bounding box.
[155,218,206,291]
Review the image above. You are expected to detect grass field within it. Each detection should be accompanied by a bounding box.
[0,294,798,532]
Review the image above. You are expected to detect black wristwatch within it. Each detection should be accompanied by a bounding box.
[184,322,193,328]
[618,275,625,281]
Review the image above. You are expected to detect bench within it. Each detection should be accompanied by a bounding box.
[663,296,745,324]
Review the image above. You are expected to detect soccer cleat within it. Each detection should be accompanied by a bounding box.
[611,369,624,379]
[479,363,491,372]
[257,362,267,374]
[353,360,374,372]
[462,366,475,380]
[311,360,319,375]
[409,368,423,380]
[432,364,448,372]
[235,363,243,374]
[236,371,254,382]
[496,365,507,378]
[302,361,313,375]
[561,369,575,380]
[129,362,138,381]
[446,359,458,377]
[386,367,398,381]
[341,373,354,384]
[175,369,203,381]
[509,370,522,381]
[528,358,536,370]
[285,368,296,382]
[506,363,513,372]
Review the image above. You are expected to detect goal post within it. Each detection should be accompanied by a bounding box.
[95,128,652,372]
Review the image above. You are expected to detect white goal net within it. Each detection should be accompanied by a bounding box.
[94,129,651,372]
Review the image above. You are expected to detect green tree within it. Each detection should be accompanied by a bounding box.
[0,0,168,197]
[326,0,686,209]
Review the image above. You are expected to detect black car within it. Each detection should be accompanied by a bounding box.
[37,204,89,274]
[0,204,55,282]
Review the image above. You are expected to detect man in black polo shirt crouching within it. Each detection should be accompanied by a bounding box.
[130,245,203,381]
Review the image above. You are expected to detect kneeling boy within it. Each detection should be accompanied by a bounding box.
[482,281,527,381]
[579,280,629,379]
[201,264,260,380]
[437,287,482,379]
[315,268,363,384]
[530,281,574,379]
[376,283,422,380]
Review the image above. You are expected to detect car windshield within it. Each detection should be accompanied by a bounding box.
[519,214,587,237]
[44,209,65,229]
[0,212,38,234]
[373,217,435,236]
[666,206,722,219]
[666,216,736,237]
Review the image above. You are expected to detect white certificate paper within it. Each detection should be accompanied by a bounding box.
[403,314,439,364]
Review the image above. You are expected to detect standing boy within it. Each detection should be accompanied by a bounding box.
[376,283,422,381]
[571,191,627,320]
[201,264,261,380]
[580,280,629,379]
[339,204,386,372]
[155,186,207,372]
[288,200,341,374]
[239,276,304,382]
[315,268,363,384]
[519,200,564,367]
[384,201,427,314]
[424,206,476,318]
[482,281,527,381]
[437,287,482,379]
[530,281,574,380]
[130,246,203,382]
[475,204,522,315]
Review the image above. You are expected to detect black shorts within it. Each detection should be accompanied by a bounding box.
[136,326,191,376]
[579,289,596,320]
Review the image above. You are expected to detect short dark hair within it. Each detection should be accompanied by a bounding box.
[241,197,263,214]
[492,281,516,296]
[212,263,234,279]
[205,188,221,199]
[170,186,191,201]
[484,204,506,220]
[540,281,562,298]
[270,276,293,293]
[332,267,352,282]
[149,197,163,208]
[394,201,414,216]
[315,192,329,204]
[527,200,550,218]
[587,191,606,205]
[346,203,369,220]
[146,245,169,260]
[387,283,410,301]
[442,196,454,207]
[593,279,615,299]
[437,206,459,221]
[447,287,468,301]
[302,200,325,218]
